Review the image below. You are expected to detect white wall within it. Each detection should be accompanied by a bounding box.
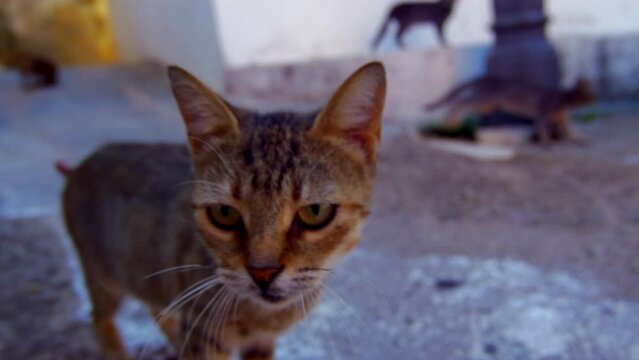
[215,0,639,68]
[109,0,225,88]
[548,0,639,38]
[214,0,493,67]
[108,0,639,79]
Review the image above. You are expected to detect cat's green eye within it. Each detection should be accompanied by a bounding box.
[206,204,243,231]
[297,204,337,230]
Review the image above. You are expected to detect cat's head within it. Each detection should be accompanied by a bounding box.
[568,77,597,106]
[168,63,386,309]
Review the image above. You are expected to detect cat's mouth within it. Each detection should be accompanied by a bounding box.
[253,285,293,305]
[219,269,322,309]
[259,292,286,303]
[252,287,314,309]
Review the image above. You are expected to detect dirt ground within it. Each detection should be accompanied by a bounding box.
[1,65,638,359]
[368,116,639,301]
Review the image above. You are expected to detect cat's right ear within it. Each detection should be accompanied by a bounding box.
[310,62,386,164]
[168,66,240,154]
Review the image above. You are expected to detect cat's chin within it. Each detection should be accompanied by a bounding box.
[247,289,320,312]
[249,294,297,311]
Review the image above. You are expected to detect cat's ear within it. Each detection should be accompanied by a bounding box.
[168,66,240,154]
[310,62,386,164]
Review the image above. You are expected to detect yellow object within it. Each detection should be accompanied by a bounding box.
[2,0,117,65]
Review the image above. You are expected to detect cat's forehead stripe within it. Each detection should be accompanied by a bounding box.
[240,118,307,196]
[197,110,366,206]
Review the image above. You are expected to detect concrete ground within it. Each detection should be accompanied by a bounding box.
[1,64,638,360]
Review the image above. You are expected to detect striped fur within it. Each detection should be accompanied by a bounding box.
[63,62,386,359]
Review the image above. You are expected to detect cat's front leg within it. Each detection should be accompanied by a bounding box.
[240,339,275,360]
[535,115,551,144]
[152,309,181,351]
[179,312,232,360]
[179,336,232,360]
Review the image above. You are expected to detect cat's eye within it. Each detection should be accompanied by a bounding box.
[297,204,337,230]
[206,204,243,231]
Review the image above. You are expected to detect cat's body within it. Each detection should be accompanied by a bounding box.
[64,143,313,359]
[425,76,596,142]
[63,63,386,360]
[371,0,456,48]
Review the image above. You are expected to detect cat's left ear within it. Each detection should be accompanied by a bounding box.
[310,62,386,164]
[168,66,240,155]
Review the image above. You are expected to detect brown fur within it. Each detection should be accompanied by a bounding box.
[62,62,386,359]
[426,77,597,142]
[371,0,457,48]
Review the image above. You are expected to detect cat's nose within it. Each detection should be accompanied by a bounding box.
[247,265,284,293]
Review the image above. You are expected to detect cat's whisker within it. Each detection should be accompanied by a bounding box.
[293,295,302,318]
[184,289,211,360]
[178,290,219,360]
[231,294,240,321]
[311,290,338,359]
[157,277,219,324]
[189,136,235,176]
[212,289,234,353]
[322,285,363,320]
[138,284,214,360]
[187,135,216,153]
[211,288,231,348]
[141,264,210,280]
[203,287,233,358]
[300,294,308,319]
[158,277,216,319]
[177,281,220,320]
[322,287,356,356]
[304,148,339,182]
[140,283,210,360]
[299,266,333,273]
[332,268,394,311]
[322,284,375,339]
[201,287,228,357]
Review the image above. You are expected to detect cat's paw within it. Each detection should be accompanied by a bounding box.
[568,134,590,147]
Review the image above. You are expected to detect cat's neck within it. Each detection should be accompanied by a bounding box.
[560,88,585,107]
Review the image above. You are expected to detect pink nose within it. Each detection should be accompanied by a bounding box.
[247,266,283,293]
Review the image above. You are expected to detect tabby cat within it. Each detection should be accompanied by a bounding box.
[371,0,457,48]
[62,62,386,359]
[425,76,596,142]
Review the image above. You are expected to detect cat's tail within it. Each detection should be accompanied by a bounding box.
[55,161,73,176]
[371,15,392,49]
[425,77,482,111]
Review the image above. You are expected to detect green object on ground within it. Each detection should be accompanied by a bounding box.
[574,111,599,123]
[419,115,480,140]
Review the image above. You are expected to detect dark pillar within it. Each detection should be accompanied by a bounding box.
[486,0,560,89]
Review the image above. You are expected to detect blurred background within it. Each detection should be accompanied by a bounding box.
[1,0,638,359]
